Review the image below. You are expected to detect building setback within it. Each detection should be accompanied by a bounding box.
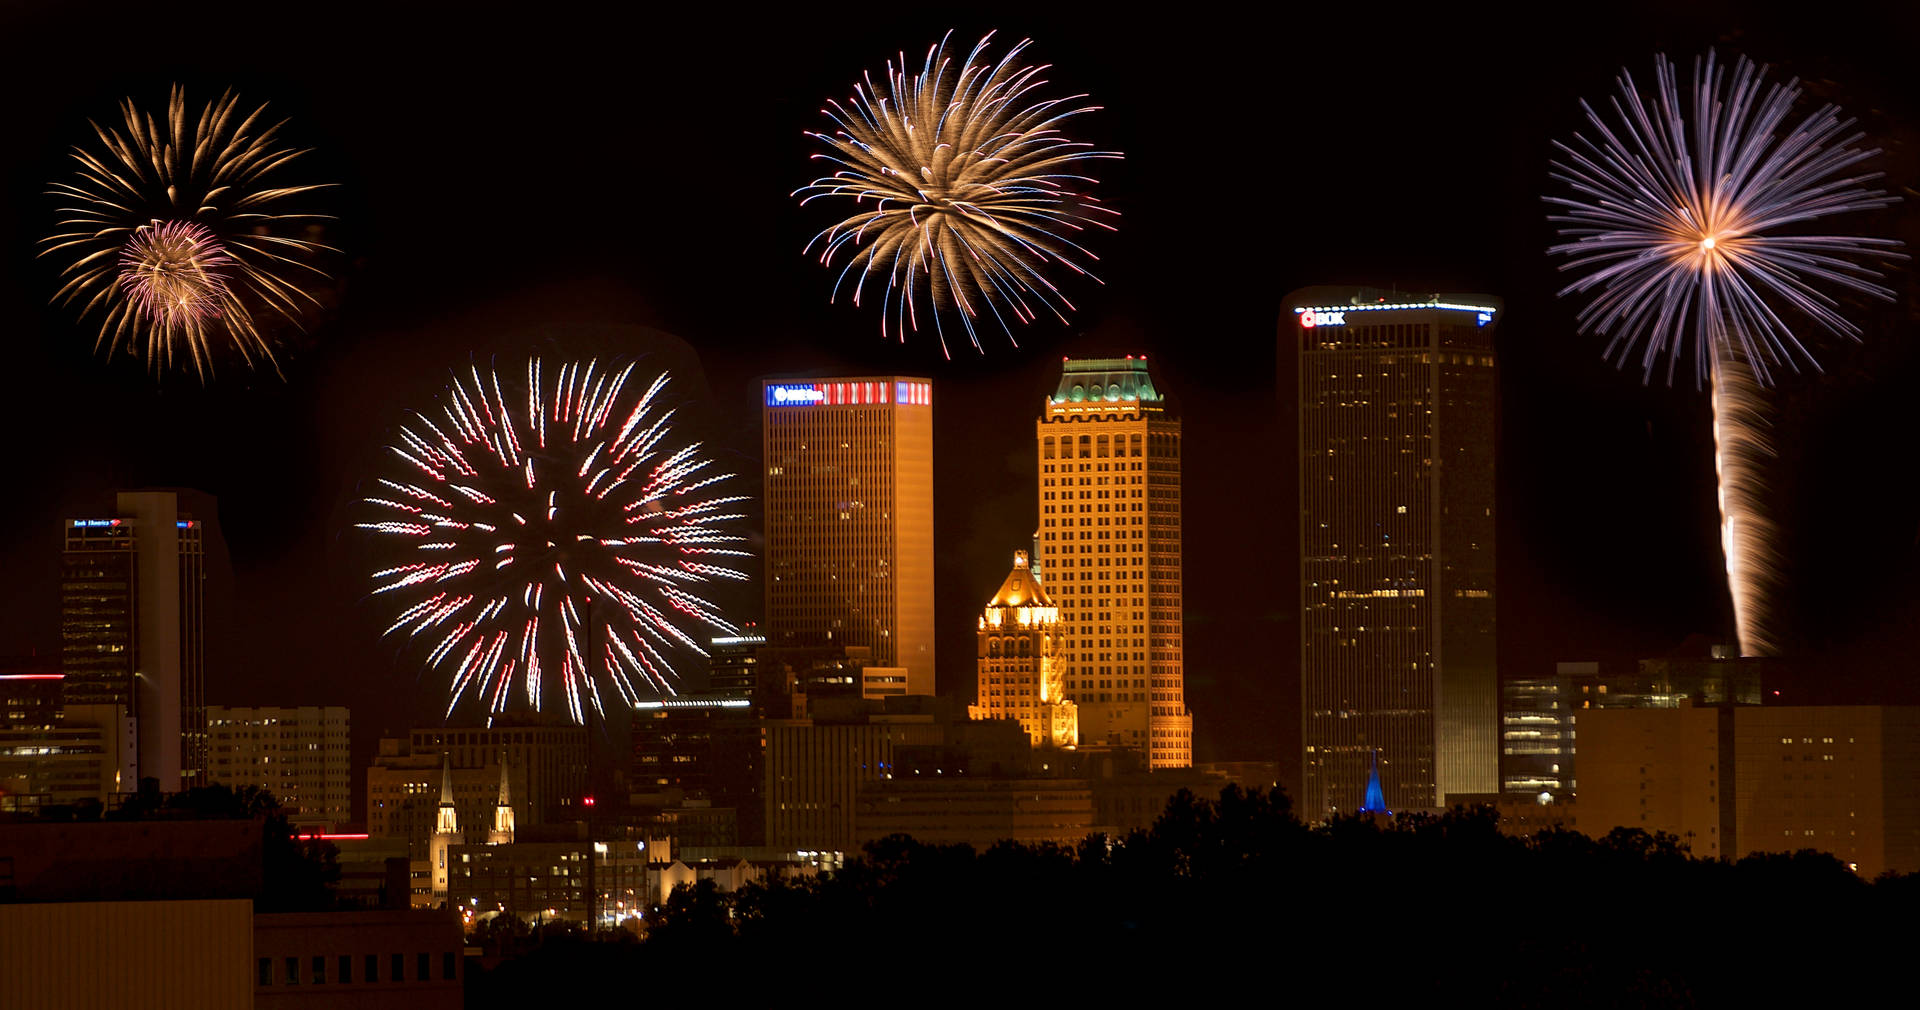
[1035,356,1192,768]
[762,377,934,697]
[1290,289,1500,813]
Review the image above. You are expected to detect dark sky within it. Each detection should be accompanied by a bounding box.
[2,3,1918,801]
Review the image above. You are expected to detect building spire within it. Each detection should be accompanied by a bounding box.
[489,752,515,845]
[1360,749,1391,815]
[435,753,458,833]
[430,752,460,900]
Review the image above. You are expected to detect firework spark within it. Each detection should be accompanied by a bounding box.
[795,30,1121,357]
[359,360,749,724]
[1548,52,1904,656]
[41,85,335,379]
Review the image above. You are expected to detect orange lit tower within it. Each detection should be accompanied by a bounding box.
[969,550,1076,748]
[762,377,935,697]
[1035,357,1191,768]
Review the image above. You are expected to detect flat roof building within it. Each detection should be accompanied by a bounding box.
[1290,289,1500,814]
[762,376,934,697]
[208,706,351,826]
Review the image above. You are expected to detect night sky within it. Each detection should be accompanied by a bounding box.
[3,3,1918,801]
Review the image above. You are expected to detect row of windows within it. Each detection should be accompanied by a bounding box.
[258,952,456,986]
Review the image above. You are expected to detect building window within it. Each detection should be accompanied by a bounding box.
[394,952,407,982]
[259,958,273,986]
[339,955,352,984]
[444,951,458,980]
[312,955,326,984]
[419,953,431,981]
[286,957,300,985]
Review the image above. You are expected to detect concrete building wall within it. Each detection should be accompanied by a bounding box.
[209,706,351,824]
[1575,706,1728,857]
[0,899,252,1010]
[855,777,1096,848]
[253,909,463,1008]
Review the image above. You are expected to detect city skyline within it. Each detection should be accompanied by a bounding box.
[1,6,1918,805]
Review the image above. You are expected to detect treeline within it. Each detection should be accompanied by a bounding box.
[471,786,1918,1005]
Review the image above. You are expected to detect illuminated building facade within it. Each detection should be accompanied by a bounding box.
[968,550,1077,749]
[630,695,764,845]
[0,658,62,729]
[60,491,209,789]
[1502,654,1770,802]
[430,757,459,898]
[1579,704,1920,877]
[762,377,934,697]
[366,727,581,857]
[1291,288,1500,813]
[0,703,135,811]
[207,706,351,826]
[1035,357,1192,768]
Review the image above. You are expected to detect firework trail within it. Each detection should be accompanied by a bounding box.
[1548,52,1903,656]
[795,30,1121,357]
[41,85,335,379]
[359,360,749,725]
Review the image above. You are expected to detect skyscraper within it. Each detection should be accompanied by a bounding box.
[60,491,208,790]
[762,377,934,697]
[1035,357,1191,768]
[1291,288,1499,813]
[969,550,1077,749]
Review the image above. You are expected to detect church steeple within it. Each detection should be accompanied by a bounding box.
[488,755,515,845]
[434,753,459,833]
[430,753,460,900]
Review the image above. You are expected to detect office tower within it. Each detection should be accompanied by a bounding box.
[206,706,352,826]
[1291,288,1500,813]
[1034,356,1191,768]
[968,550,1077,749]
[762,377,934,696]
[60,491,209,789]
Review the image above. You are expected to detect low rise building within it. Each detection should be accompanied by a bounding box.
[855,777,1096,848]
[1576,704,1920,876]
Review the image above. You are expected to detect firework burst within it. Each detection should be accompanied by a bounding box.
[1548,52,1904,656]
[359,360,749,725]
[41,85,335,379]
[795,30,1121,357]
